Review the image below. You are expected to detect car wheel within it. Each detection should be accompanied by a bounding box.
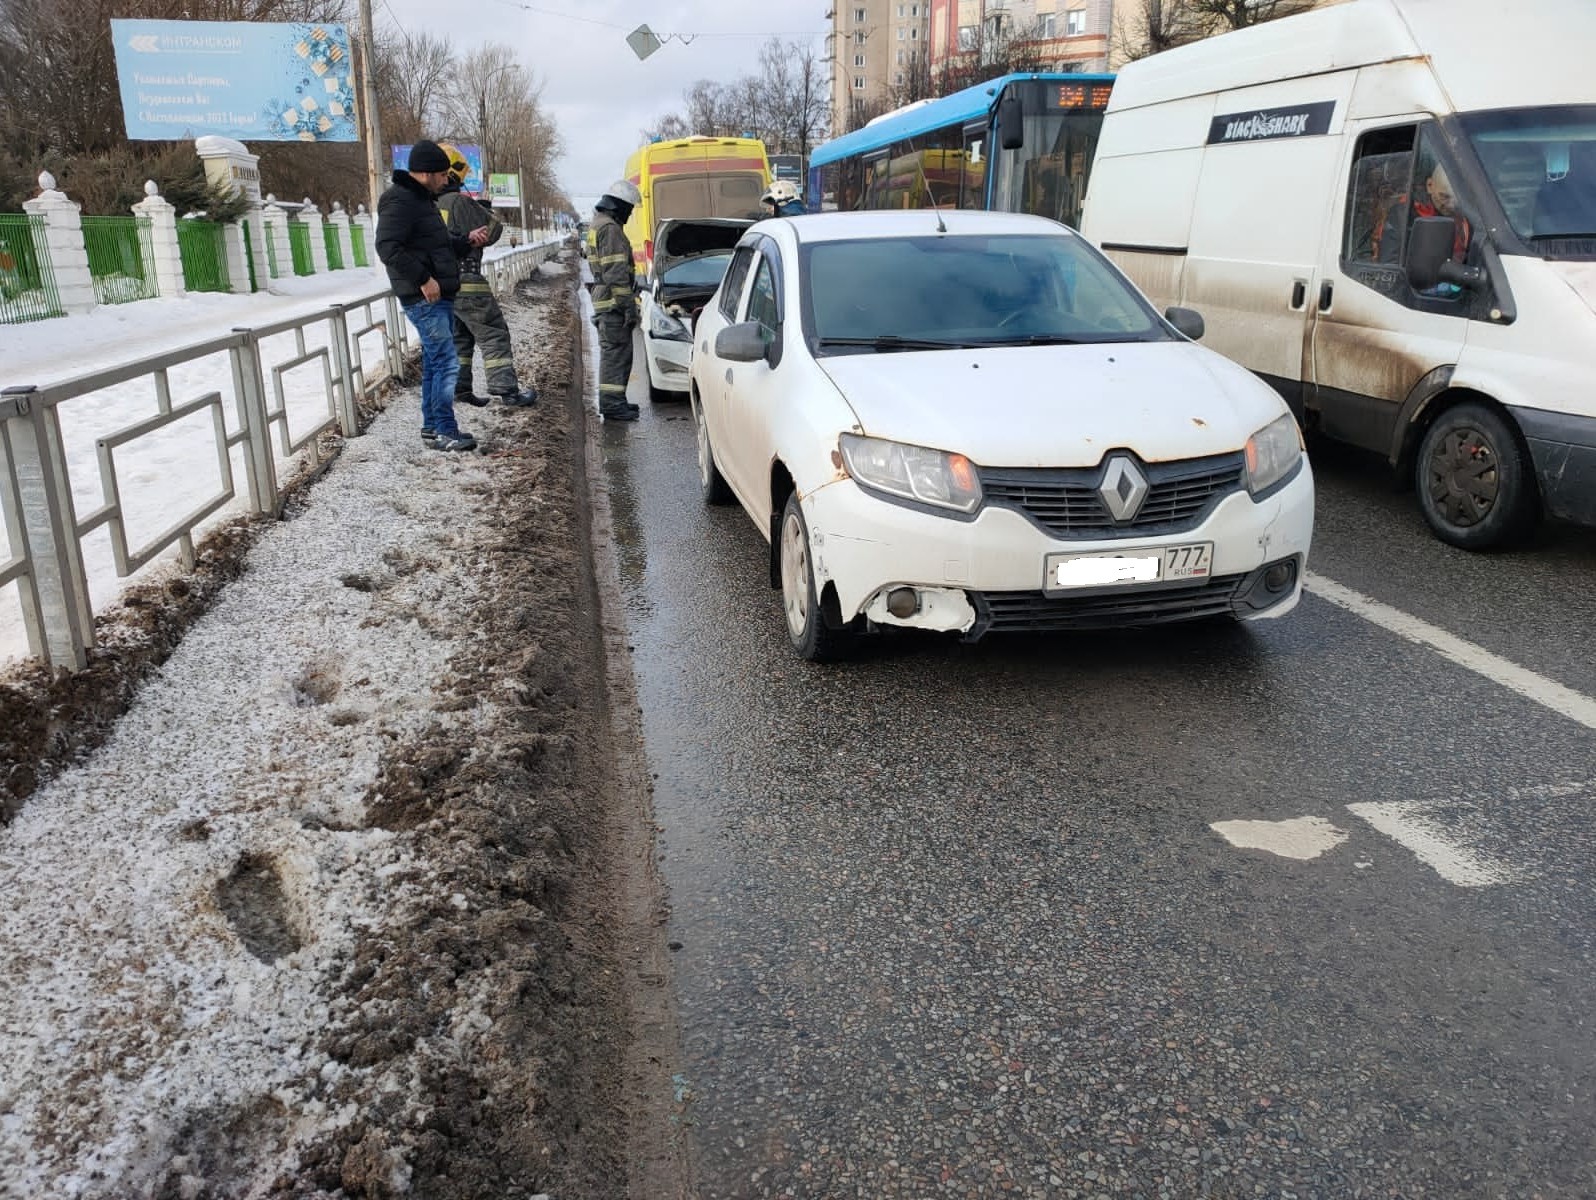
[778,493,854,662]
[1415,402,1538,549]
[695,397,734,506]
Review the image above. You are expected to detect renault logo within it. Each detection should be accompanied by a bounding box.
[1098,455,1149,522]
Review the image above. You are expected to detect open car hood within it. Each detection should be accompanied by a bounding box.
[653,218,752,279]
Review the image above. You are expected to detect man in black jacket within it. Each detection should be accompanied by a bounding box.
[376,139,490,452]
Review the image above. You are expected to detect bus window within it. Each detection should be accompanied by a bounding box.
[960,125,987,209]
[990,81,1108,228]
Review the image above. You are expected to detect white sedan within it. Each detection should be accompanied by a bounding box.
[640,218,751,401]
[689,210,1314,661]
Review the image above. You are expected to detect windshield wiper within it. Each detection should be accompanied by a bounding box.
[816,335,972,351]
[967,334,1086,346]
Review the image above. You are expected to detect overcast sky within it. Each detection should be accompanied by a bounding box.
[378,0,831,210]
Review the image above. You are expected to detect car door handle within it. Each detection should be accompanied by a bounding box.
[1291,280,1307,309]
[1319,281,1334,311]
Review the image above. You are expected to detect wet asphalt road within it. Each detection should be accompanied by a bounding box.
[599,350,1596,1199]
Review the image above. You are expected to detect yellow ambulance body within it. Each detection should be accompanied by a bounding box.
[622,136,772,277]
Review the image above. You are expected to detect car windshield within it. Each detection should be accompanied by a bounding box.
[802,233,1168,353]
[1461,105,1596,252]
[661,252,733,288]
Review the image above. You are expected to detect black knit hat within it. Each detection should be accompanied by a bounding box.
[407,140,450,173]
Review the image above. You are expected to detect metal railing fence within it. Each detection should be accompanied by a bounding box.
[0,214,65,323]
[81,216,157,305]
[1,287,415,670]
[176,219,230,293]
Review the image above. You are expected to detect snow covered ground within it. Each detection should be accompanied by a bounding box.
[0,259,624,1195]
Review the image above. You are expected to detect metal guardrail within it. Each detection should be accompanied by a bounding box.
[0,239,560,671]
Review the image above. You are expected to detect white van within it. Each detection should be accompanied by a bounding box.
[1081,0,1596,549]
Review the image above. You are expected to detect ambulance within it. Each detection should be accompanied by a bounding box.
[1081,0,1596,548]
[622,136,772,279]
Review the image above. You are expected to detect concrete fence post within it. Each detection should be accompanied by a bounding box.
[131,180,186,299]
[298,199,329,274]
[23,173,96,315]
[260,196,293,286]
[220,222,251,294]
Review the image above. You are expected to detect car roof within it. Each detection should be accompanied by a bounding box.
[774,209,1076,246]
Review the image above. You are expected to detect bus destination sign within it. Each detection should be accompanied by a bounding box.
[1052,83,1113,111]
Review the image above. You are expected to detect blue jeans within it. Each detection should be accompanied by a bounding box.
[402,298,460,435]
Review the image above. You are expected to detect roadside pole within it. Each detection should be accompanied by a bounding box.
[357,0,385,217]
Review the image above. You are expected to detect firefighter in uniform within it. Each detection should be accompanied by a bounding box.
[589,180,642,422]
[436,143,537,408]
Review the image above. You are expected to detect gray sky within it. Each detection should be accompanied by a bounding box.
[378,0,831,211]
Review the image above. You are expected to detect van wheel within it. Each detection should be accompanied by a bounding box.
[1415,402,1538,549]
[694,398,734,506]
[779,493,854,662]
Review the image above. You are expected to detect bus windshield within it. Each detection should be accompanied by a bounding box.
[990,81,1108,229]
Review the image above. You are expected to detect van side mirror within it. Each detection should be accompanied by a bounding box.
[997,91,1024,151]
[715,321,771,364]
[1165,306,1205,341]
[1406,216,1486,291]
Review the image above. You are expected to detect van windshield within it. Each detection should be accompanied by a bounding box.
[1461,105,1596,253]
[802,233,1169,353]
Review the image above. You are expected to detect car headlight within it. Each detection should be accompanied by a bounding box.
[647,303,691,342]
[839,433,982,514]
[1245,412,1304,495]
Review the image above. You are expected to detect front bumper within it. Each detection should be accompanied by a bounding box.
[1510,404,1596,527]
[643,330,692,393]
[802,464,1315,640]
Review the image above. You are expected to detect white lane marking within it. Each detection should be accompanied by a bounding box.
[1306,572,1596,734]
[1345,801,1522,887]
[1507,781,1593,802]
[1210,816,1347,860]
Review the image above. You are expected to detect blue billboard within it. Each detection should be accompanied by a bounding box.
[391,144,486,197]
[110,20,358,142]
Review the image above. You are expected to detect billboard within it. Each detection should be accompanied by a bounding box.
[392,144,485,196]
[110,20,358,142]
[488,173,519,200]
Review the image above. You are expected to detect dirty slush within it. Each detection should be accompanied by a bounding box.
[0,254,687,1198]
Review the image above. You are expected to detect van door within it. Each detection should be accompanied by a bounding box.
[1309,121,1478,455]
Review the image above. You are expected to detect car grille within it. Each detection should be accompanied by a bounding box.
[970,574,1246,637]
[979,452,1245,538]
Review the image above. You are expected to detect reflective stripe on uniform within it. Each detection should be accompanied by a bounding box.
[483,356,513,369]
[599,383,628,394]
[458,281,491,294]
[591,253,629,266]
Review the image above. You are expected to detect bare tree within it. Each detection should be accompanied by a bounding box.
[374,28,455,144]
[933,16,1056,97]
[1113,0,1316,62]
[1187,0,1316,29]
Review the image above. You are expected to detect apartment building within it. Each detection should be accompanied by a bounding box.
[828,0,933,134]
[928,0,1113,76]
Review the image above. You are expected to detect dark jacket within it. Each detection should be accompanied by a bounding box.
[588,212,637,325]
[375,170,472,302]
[437,184,502,279]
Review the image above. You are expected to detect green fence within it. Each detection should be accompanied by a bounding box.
[265,227,281,277]
[176,218,231,292]
[240,219,259,291]
[288,222,314,276]
[323,221,344,270]
[81,215,157,305]
[0,213,65,323]
[350,222,368,267]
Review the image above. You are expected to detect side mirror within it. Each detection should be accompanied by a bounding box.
[997,91,1025,151]
[1165,306,1205,341]
[715,321,770,364]
[1405,216,1455,291]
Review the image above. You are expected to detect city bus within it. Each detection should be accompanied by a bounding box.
[807,72,1114,229]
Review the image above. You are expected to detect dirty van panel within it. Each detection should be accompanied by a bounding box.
[1104,249,1186,316]
[1181,257,1314,383]
[1309,322,1437,450]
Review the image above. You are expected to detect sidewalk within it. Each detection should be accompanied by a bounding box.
[0,259,641,1197]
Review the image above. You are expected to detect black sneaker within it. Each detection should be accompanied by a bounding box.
[601,407,640,423]
[455,393,491,408]
[420,427,439,444]
[432,430,478,451]
[500,388,538,407]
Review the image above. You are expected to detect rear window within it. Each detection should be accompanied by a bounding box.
[654,174,767,225]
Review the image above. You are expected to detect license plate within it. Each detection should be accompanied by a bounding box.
[1046,542,1213,590]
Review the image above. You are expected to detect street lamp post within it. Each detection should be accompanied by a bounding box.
[477,63,521,235]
